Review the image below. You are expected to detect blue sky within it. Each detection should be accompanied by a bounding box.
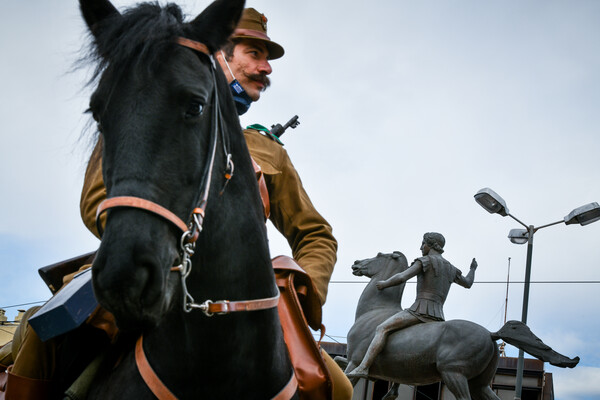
[1,1,599,398]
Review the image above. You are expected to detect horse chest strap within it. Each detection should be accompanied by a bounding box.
[135,336,178,400]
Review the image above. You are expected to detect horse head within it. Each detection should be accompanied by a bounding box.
[80,0,247,330]
[352,251,406,280]
[352,251,409,321]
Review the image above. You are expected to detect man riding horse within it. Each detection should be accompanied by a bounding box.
[347,232,478,379]
[3,6,352,399]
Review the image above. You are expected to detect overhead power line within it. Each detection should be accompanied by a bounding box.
[329,280,600,284]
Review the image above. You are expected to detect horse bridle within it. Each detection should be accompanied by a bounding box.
[95,37,279,317]
[95,36,297,400]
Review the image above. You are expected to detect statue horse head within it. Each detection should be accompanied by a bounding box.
[351,252,408,321]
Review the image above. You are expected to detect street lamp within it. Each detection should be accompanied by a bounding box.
[474,187,600,400]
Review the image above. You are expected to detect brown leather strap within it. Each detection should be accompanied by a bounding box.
[251,158,270,219]
[136,331,295,400]
[135,336,178,400]
[202,291,279,315]
[176,37,210,55]
[272,373,298,400]
[97,197,189,234]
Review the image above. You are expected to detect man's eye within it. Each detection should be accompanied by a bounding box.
[185,101,204,118]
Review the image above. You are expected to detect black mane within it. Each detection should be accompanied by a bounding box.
[86,2,186,91]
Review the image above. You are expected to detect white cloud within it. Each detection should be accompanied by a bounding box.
[550,366,600,400]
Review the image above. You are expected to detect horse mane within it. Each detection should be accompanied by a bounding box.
[80,1,237,160]
[80,2,189,115]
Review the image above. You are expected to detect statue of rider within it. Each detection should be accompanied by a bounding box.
[346,232,478,379]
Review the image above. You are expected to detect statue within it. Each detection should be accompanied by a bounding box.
[347,232,477,379]
[337,245,579,400]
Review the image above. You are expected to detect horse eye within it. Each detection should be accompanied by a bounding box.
[185,100,204,119]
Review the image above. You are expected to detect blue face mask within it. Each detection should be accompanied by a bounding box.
[229,79,252,115]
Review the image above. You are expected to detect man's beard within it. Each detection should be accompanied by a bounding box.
[247,73,271,91]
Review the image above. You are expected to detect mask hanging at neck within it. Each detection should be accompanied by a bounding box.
[221,51,253,115]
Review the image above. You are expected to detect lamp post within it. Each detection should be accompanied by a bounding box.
[474,187,600,400]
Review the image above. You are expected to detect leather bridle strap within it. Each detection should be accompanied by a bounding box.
[96,196,189,237]
[175,37,210,55]
[192,290,280,316]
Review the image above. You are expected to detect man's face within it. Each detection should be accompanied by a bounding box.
[420,241,430,256]
[218,39,272,102]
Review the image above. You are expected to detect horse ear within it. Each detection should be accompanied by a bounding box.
[188,0,245,53]
[79,0,120,36]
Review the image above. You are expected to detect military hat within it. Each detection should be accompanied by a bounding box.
[232,8,284,60]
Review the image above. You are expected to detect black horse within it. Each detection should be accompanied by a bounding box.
[78,0,296,398]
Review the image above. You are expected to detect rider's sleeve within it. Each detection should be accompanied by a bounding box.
[244,129,338,306]
[80,138,106,239]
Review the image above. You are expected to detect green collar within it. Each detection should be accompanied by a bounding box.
[246,124,283,145]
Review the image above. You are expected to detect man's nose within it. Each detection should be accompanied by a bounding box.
[258,59,272,75]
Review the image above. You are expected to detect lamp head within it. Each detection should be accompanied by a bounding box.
[564,202,600,226]
[508,228,529,244]
[474,188,509,217]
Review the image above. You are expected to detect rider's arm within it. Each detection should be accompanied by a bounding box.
[244,129,338,306]
[454,258,477,288]
[377,260,422,290]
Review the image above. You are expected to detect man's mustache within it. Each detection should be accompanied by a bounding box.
[248,73,271,91]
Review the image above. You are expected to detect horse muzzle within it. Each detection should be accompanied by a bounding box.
[92,219,180,331]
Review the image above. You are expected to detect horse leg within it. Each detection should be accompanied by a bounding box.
[341,360,360,387]
[469,385,500,400]
[347,312,418,378]
[382,382,399,400]
[440,371,471,400]
[468,342,500,400]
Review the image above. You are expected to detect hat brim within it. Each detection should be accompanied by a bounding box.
[233,35,285,60]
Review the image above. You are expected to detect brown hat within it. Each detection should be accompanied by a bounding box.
[232,8,284,60]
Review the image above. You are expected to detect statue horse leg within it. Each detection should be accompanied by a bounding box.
[382,382,399,400]
[439,370,471,400]
[467,341,501,400]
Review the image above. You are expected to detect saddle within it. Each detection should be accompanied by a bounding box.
[26,253,333,400]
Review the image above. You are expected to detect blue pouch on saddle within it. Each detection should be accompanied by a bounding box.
[28,268,99,342]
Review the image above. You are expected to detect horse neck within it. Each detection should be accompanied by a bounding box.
[355,259,406,321]
[143,121,286,388]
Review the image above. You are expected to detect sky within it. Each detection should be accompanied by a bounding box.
[1,1,599,398]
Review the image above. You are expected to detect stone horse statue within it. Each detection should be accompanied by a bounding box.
[336,252,579,400]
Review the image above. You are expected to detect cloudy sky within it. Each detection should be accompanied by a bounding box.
[1,1,599,398]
